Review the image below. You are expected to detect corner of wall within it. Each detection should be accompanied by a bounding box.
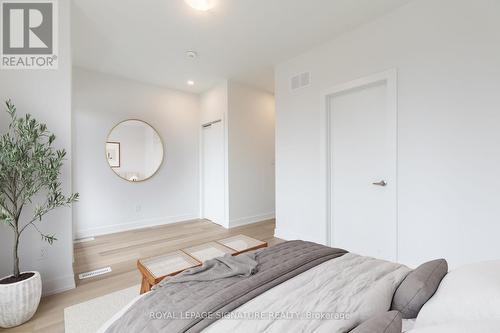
[42,274,76,297]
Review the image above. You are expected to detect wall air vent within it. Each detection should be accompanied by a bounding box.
[290,71,311,91]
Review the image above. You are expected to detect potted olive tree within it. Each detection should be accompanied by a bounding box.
[0,100,78,328]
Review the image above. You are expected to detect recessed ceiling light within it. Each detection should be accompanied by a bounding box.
[187,80,195,86]
[184,0,216,11]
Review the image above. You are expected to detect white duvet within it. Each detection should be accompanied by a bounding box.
[100,253,410,333]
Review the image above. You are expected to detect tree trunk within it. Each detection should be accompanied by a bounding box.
[13,232,20,278]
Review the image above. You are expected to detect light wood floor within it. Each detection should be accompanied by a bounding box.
[3,219,280,333]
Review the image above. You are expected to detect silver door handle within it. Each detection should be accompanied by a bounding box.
[372,180,387,187]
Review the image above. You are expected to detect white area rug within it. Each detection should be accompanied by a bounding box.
[64,284,139,333]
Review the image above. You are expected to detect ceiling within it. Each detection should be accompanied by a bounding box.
[72,0,411,94]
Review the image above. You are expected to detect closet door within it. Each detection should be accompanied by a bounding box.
[202,120,225,226]
[328,73,397,261]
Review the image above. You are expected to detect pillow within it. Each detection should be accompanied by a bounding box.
[415,260,500,328]
[391,259,448,319]
[350,311,402,333]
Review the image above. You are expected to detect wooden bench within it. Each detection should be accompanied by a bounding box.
[137,234,267,294]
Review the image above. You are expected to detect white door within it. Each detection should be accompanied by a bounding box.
[202,121,225,226]
[329,73,397,261]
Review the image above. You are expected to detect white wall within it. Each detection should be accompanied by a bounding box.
[228,81,275,226]
[73,68,200,238]
[199,81,276,228]
[0,1,74,295]
[275,0,500,268]
[200,81,228,124]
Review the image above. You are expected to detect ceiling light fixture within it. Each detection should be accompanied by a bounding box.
[187,80,195,86]
[184,0,216,11]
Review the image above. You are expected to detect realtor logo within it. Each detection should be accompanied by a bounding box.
[1,0,58,69]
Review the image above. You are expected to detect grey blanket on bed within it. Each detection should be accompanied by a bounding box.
[161,252,258,284]
[105,240,347,333]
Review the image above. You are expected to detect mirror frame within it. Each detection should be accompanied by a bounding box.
[105,119,165,183]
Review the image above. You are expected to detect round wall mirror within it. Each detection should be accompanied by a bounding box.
[105,119,164,182]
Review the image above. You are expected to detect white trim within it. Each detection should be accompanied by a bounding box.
[228,212,275,228]
[73,237,95,244]
[42,274,75,296]
[198,115,204,220]
[223,112,230,228]
[323,68,398,260]
[74,214,199,239]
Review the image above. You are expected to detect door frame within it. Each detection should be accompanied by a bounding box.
[323,68,398,259]
[199,115,229,228]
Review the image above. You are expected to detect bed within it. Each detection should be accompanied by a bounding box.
[97,240,499,333]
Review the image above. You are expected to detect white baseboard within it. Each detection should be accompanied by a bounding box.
[73,237,95,243]
[42,274,76,296]
[228,212,275,228]
[74,214,199,239]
